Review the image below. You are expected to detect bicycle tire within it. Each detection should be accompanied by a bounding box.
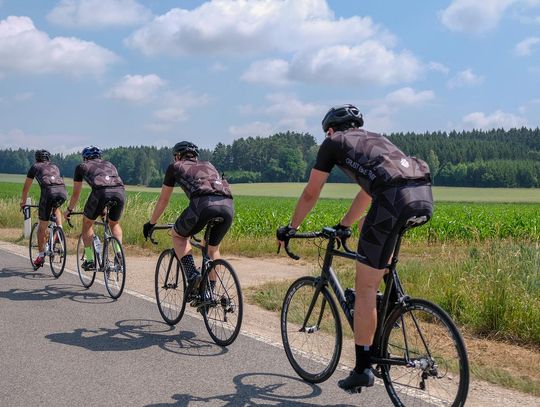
[155,249,187,325]
[103,236,126,299]
[281,276,342,383]
[28,222,39,269]
[49,226,67,278]
[379,298,469,407]
[201,259,243,346]
[76,234,96,288]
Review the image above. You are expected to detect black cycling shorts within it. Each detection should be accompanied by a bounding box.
[174,195,234,246]
[357,183,433,269]
[38,186,67,221]
[83,187,125,221]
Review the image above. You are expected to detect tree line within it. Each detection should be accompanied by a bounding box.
[1,127,539,187]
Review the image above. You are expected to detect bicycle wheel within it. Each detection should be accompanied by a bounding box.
[104,236,126,299]
[28,222,39,268]
[155,249,187,325]
[281,276,342,383]
[380,298,469,407]
[201,259,243,346]
[49,226,67,278]
[76,234,96,288]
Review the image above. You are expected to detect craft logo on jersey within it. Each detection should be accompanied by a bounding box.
[105,175,110,181]
[51,176,55,180]
[400,158,410,168]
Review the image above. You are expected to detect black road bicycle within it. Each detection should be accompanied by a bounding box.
[148,217,243,346]
[68,201,126,299]
[279,216,469,407]
[25,202,67,277]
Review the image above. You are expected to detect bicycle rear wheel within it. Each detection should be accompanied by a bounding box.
[281,276,342,383]
[104,236,126,299]
[155,249,186,325]
[49,226,66,278]
[201,259,243,346]
[380,298,469,407]
[76,234,96,288]
[28,222,39,268]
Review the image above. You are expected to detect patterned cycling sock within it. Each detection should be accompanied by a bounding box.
[113,240,121,253]
[84,246,94,262]
[180,254,198,278]
[354,344,372,373]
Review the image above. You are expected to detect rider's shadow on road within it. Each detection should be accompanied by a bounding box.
[0,283,113,303]
[146,372,357,407]
[45,319,228,357]
[0,266,56,281]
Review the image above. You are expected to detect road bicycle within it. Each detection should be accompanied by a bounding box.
[279,216,469,406]
[25,203,67,277]
[148,217,243,346]
[67,201,126,299]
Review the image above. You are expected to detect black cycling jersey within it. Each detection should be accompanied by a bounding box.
[313,128,431,195]
[27,162,66,189]
[74,159,124,190]
[163,158,232,199]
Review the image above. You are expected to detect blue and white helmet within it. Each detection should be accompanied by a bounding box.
[81,146,102,160]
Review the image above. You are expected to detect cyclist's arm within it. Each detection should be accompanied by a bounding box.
[340,189,372,227]
[66,181,83,211]
[289,169,329,229]
[20,177,33,208]
[149,185,173,224]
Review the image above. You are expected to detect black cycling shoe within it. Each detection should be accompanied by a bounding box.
[81,260,96,271]
[185,272,201,298]
[338,368,375,394]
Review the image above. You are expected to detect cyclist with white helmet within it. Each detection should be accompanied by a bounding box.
[21,149,67,269]
[277,105,433,392]
[64,146,125,270]
[143,141,234,294]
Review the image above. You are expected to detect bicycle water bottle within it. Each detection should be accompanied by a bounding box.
[93,235,102,262]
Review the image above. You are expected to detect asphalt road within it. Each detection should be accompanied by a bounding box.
[0,248,397,406]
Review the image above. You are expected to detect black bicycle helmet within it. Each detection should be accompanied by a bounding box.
[35,149,51,162]
[321,104,364,132]
[173,141,199,158]
[81,146,102,159]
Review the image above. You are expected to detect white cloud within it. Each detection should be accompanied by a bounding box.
[106,74,165,102]
[209,62,228,73]
[440,0,516,33]
[462,110,528,129]
[242,59,291,86]
[126,0,383,56]
[428,61,450,74]
[0,128,86,153]
[447,68,484,88]
[514,36,540,56]
[47,0,152,28]
[0,16,117,77]
[229,121,275,138]
[384,87,435,105]
[14,92,33,101]
[149,90,210,126]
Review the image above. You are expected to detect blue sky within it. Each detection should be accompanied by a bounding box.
[0,0,539,153]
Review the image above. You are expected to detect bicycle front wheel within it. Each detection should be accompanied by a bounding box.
[380,298,469,407]
[49,226,66,278]
[76,234,96,288]
[155,249,187,325]
[104,236,126,299]
[281,276,342,384]
[28,222,39,268]
[201,259,243,346]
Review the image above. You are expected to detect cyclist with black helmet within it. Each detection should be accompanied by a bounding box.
[21,149,68,269]
[143,141,234,294]
[64,146,125,270]
[277,105,433,393]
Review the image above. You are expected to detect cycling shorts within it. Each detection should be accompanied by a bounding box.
[83,187,125,221]
[357,183,433,269]
[174,195,234,246]
[38,186,67,221]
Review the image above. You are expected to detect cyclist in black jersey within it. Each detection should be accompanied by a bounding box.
[143,141,234,293]
[277,105,433,392]
[21,149,68,268]
[64,146,125,270]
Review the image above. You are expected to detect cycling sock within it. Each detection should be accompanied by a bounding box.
[84,246,94,262]
[38,252,45,258]
[180,254,198,278]
[354,344,372,373]
[113,240,121,253]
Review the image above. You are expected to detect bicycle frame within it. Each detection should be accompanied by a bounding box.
[25,204,60,254]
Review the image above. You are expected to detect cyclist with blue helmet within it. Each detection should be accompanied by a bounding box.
[64,146,125,270]
[21,149,67,269]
